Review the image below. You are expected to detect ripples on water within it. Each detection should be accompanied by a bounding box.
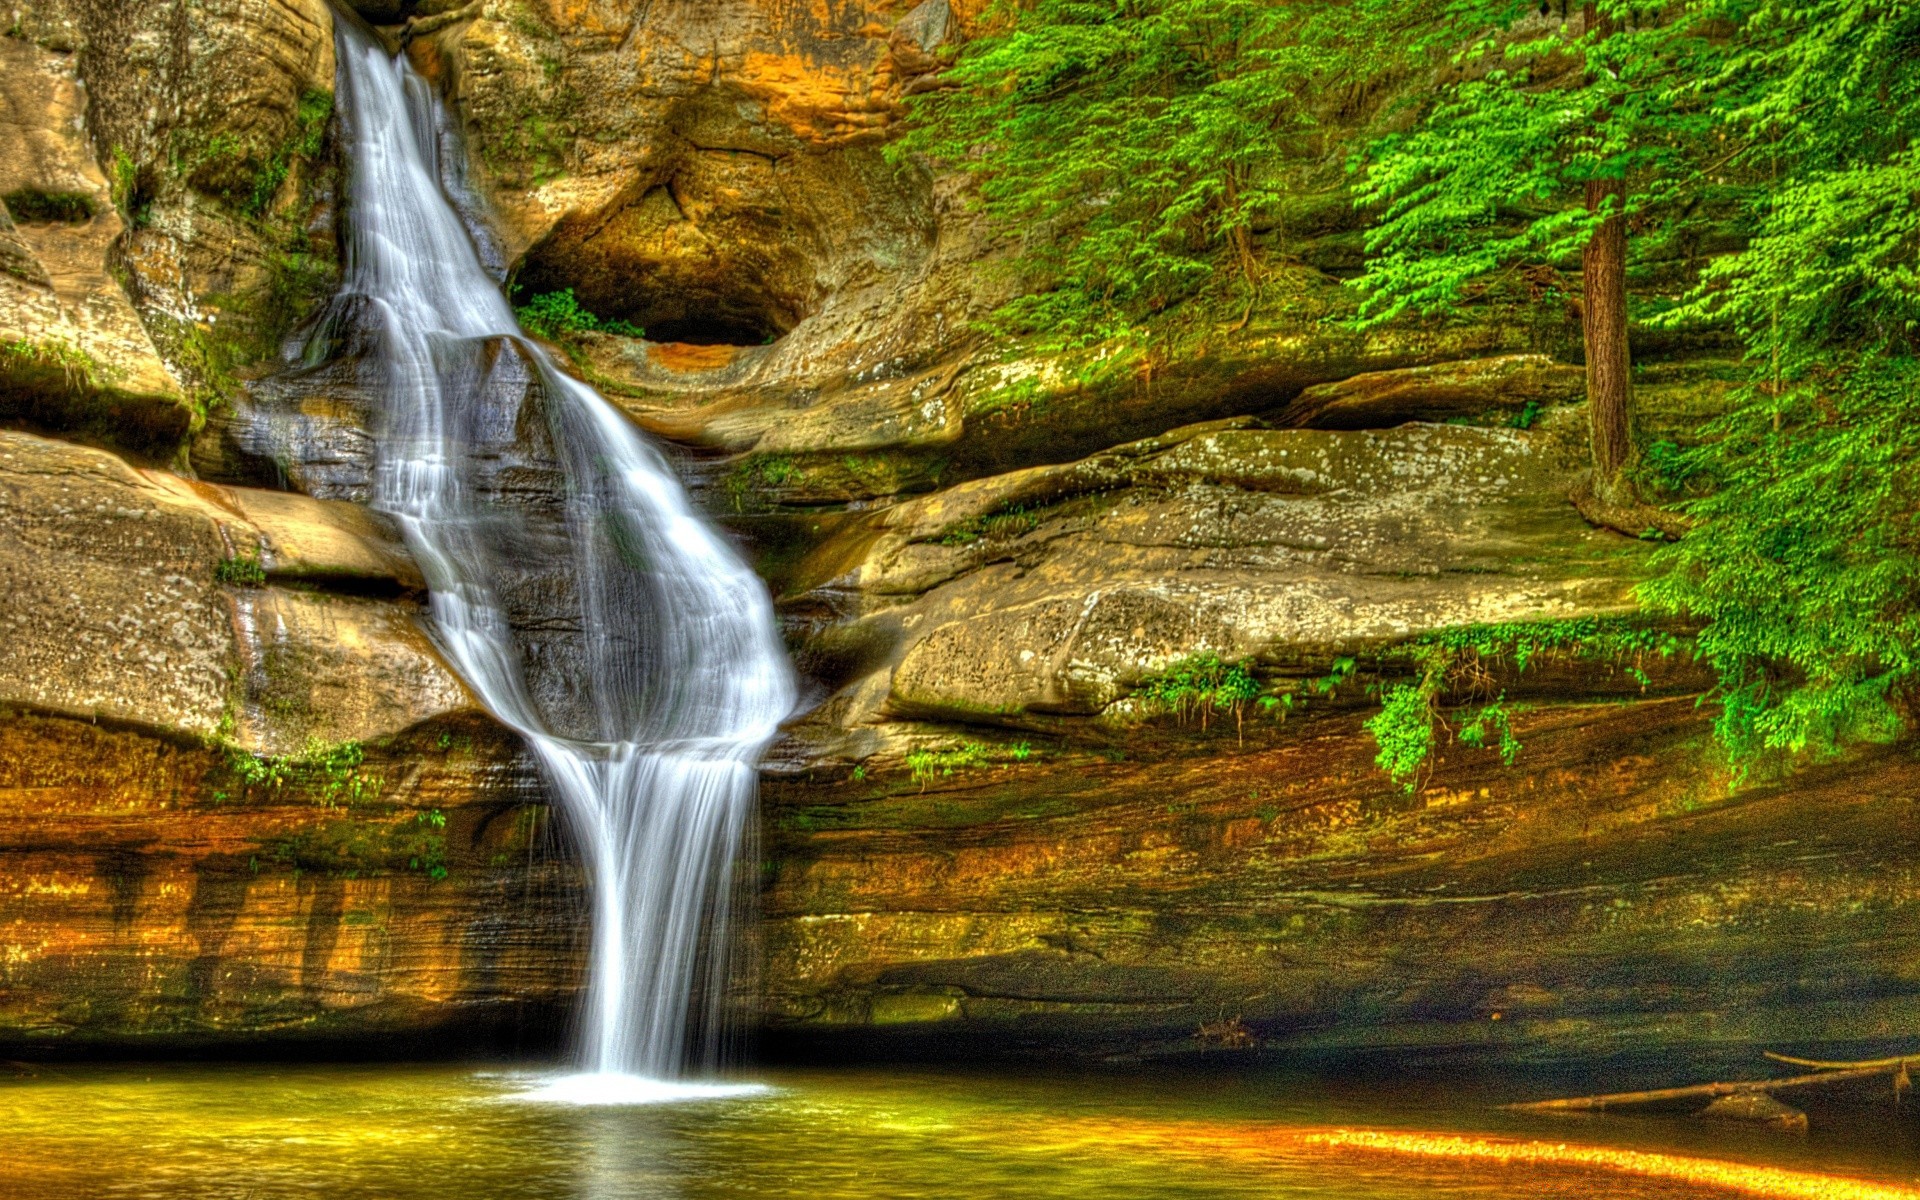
[3,1062,1916,1199]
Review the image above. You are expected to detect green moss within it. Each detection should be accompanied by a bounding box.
[0,337,101,391]
[106,146,148,227]
[213,551,266,587]
[2,188,96,223]
[937,501,1043,546]
[260,808,447,881]
[161,238,337,422]
[721,454,799,512]
[906,740,1033,788]
[171,89,332,219]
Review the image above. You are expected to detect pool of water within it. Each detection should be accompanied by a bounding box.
[3,1060,1917,1199]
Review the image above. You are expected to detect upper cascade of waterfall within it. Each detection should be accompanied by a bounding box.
[327,15,795,1090]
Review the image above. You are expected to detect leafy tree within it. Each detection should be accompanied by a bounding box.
[1642,0,1920,764]
[515,288,645,340]
[894,0,1363,346]
[1350,0,1719,536]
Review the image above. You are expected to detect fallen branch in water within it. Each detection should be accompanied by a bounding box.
[1506,1050,1919,1129]
[1765,1051,1920,1072]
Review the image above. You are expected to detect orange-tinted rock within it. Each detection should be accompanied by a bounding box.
[759,699,1920,1061]
[0,709,582,1050]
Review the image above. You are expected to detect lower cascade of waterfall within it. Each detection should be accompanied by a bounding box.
[324,17,794,1099]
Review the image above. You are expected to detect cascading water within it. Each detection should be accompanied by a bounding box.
[324,17,794,1096]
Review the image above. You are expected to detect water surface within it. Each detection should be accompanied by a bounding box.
[5,1062,1917,1199]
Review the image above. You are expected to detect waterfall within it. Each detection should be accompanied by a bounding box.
[325,19,794,1094]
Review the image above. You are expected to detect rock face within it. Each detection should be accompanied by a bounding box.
[0,427,591,1049]
[0,0,1908,1067]
[3,0,343,470]
[759,704,1920,1061]
[0,429,462,754]
[0,708,581,1050]
[775,408,1642,762]
[0,34,188,448]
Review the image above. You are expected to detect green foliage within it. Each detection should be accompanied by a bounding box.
[1641,0,1920,766]
[2,188,96,223]
[107,146,146,227]
[1366,677,1439,791]
[306,739,382,806]
[1350,0,1721,327]
[214,551,266,587]
[1135,653,1262,729]
[906,740,1033,787]
[515,288,645,340]
[224,738,384,808]
[1506,399,1543,430]
[895,0,1369,345]
[1363,618,1679,791]
[1457,698,1522,764]
[0,337,98,390]
[407,810,450,881]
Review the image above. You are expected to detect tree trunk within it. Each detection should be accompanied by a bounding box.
[1566,2,1681,538]
[1582,174,1634,503]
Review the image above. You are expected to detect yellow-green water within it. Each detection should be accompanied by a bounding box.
[3,1061,1917,1199]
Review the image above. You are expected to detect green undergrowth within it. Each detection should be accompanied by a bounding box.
[218,737,385,808]
[515,288,645,340]
[1126,652,1358,742]
[1126,623,1683,791]
[907,740,1034,788]
[1134,654,1262,730]
[0,337,102,391]
[1364,618,1685,793]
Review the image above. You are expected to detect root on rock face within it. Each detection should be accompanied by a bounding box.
[1570,473,1692,541]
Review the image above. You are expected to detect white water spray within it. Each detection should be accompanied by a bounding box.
[327,19,793,1094]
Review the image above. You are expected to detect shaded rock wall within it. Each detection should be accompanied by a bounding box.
[761,700,1920,1061]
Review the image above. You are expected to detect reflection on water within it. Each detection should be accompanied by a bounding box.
[2,1061,1917,1199]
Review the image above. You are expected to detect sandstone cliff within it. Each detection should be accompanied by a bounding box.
[0,0,1904,1064]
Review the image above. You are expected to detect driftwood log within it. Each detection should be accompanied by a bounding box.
[1506,1052,1920,1131]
